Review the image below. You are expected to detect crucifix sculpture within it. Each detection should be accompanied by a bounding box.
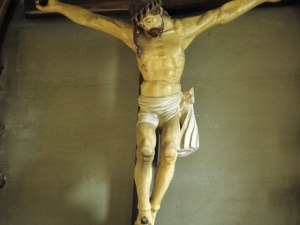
[36,0,280,224]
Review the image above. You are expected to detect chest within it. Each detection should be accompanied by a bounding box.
[139,30,185,60]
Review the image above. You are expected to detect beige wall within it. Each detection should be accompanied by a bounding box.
[0,2,299,225]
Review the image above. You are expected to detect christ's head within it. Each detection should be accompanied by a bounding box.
[137,8,164,38]
[129,0,169,59]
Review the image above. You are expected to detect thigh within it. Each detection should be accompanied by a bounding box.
[136,122,157,148]
[160,114,181,148]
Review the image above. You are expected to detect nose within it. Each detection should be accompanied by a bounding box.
[143,23,151,30]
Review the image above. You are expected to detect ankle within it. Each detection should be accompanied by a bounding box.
[151,204,160,212]
[137,205,151,212]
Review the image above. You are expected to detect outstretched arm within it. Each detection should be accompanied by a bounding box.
[181,0,280,48]
[35,0,136,50]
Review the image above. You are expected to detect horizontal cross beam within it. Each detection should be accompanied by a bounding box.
[25,0,299,19]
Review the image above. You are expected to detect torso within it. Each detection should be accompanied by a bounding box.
[137,18,185,97]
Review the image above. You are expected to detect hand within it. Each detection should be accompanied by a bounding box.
[35,0,59,12]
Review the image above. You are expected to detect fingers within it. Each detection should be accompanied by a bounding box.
[35,0,42,8]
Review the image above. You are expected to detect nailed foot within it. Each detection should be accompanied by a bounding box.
[141,217,148,224]
[135,209,153,225]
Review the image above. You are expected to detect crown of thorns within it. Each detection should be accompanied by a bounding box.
[129,0,163,23]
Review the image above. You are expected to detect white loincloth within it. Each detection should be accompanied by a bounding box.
[137,87,199,157]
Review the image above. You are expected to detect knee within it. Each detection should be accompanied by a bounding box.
[161,143,178,164]
[136,145,155,163]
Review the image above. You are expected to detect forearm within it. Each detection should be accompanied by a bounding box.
[217,0,266,24]
[58,3,97,25]
[36,1,95,26]
[182,0,279,43]
[36,0,135,49]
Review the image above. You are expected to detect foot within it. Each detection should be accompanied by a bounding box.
[135,209,154,225]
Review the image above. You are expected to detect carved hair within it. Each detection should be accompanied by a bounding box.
[133,23,143,59]
[129,0,163,23]
[129,0,170,59]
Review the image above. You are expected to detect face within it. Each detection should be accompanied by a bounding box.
[137,13,164,38]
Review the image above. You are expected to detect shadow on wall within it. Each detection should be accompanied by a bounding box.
[0,17,138,223]
[0,160,111,225]
[0,121,5,136]
[267,174,300,224]
[0,121,6,188]
[0,170,6,188]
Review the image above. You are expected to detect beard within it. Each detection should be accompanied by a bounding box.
[147,19,164,38]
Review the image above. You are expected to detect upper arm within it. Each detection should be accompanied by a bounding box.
[181,0,264,47]
[181,9,221,46]
[81,13,136,50]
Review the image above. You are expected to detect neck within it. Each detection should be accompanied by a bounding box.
[162,16,173,32]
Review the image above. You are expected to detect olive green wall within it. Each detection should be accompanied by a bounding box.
[0,2,299,225]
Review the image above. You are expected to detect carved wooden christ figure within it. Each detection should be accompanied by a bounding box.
[36,0,280,224]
